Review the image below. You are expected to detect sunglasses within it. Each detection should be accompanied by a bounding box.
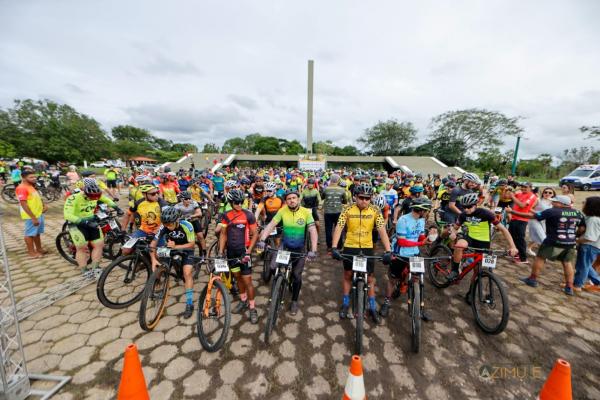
[357,196,371,201]
[543,191,554,195]
[147,192,159,196]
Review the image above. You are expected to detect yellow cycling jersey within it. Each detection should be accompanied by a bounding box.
[337,204,385,249]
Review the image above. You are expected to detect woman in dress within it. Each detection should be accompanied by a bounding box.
[527,187,555,256]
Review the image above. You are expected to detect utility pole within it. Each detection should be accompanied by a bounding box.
[307,60,314,154]
[511,134,522,175]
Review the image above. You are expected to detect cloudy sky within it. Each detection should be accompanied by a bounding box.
[1,0,599,158]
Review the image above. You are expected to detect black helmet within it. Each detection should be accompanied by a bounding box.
[460,193,479,207]
[163,166,171,173]
[354,183,375,197]
[445,180,457,188]
[226,189,245,204]
[81,170,95,178]
[410,197,432,211]
[497,179,508,185]
[83,179,102,199]
[178,191,192,200]
[161,206,181,223]
[283,189,300,200]
[240,178,251,185]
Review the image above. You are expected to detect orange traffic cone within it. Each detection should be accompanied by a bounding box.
[343,355,366,400]
[117,344,149,400]
[538,359,572,400]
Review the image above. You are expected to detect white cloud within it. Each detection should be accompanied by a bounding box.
[0,0,599,159]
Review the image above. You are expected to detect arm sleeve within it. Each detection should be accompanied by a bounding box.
[271,209,283,225]
[99,195,116,208]
[336,207,349,229]
[534,209,551,221]
[63,195,80,223]
[375,209,385,229]
[305,209,315,226]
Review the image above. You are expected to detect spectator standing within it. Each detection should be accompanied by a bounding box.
[574,196,600,291]
[11,164,22,185]
[509,182,538,264]
[66,165,79,186]
[511,195,585,296]
[527,187,555,256]
[16,170,47,258]
[560,184,576,205]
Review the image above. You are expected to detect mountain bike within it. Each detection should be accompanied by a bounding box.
[96,236,153,309]
[263,248,306,344]
[196,256,239,352]
[427,247,510,334]
[339,252,383,355]
[207,239,238,298]
[138,248,202,331]
[260,226,280,283]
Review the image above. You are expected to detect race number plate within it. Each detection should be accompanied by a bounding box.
[214,259,229,273]
[276,250,291,264]
[109,219,118,230]
[482,255,497,269]
[494,207,503,214]
[352,256,367,273]
[409,257,425,273]
[157,247,171,258]
[122,237,139,249]
[201,204,208,209]
[270,229,278,236]
[96,211,108,219]
[214,191,219,196]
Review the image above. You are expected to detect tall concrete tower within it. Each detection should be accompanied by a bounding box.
[307,60,314,154]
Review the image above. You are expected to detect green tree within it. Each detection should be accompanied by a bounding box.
[0,139,16,158]
[428,109,523,165]
[251,136,281,154]
[201,143,221,153]
[171,143,198,153]
[581,125,600,139]
[112,125,154,143]
[0,99,112,163]
[281,139,305,155]
[313,140,336,155]
[333,145,361,156]
[358,119,417,155]
[222,137,248,153]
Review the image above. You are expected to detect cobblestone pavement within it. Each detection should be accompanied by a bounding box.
[1,197,599,399]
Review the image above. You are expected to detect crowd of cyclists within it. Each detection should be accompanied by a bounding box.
[10,161,600,333]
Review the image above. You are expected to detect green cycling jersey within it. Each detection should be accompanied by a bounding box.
[64,192,116,223]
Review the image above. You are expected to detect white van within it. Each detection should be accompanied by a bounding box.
[559,164,600,191]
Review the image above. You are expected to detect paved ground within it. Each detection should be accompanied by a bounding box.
[1,192,599,399]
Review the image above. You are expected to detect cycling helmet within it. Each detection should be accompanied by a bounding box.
[240,178,251,185]
[161,206,181,223]
[135,175,151,183]
[163,166,171,173]
[386,178,395,185]
[409,185,424,194]
[354,183,375,197]
[254,185,264,193]
[265,182,277,191]
[497,179,508,185]
[178,191,192,200]
[139,184,156,193]
[307,178,315,185]
[81,170,95,178]
[410,197,432,211]
[226,189,245,204]
[445,180,457,188]
[403,179,411,186]
[460,192,479,207]
[225,180,237,189]
[373,194,386,210]
[393,183,401,191]
[339,180,347,188]
[83,180,102,199]
[462,172,482,185]
[283,189,300,200]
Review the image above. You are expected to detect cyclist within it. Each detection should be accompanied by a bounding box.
[123,184,168,255]
[380,198,432,318]
[331,183,392,324]
[211,170,225,200]
[380,179,399,214]
[446,193,518,282]
[63,179,123,273]
[445,172,480,224]
[159,174,180,205]
[104,166,119,198]
[149,206,197,318]
[394,185,425,223]
[323,174,349,254]
[175,191,207,256]
[256,189,318,315]
[76,171,115,200]
[300,178,322,238]
[255,182,283,239]
[218,189,260,324]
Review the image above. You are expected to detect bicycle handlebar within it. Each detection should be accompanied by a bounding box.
[264,248,307,257]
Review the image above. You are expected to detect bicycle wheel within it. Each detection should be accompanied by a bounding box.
[262,248,273,283]
[139,265,171,331]
[1,185,18,203]
[471,270,509,334]
[427,244,453,288]
[97,254,151,309]
[202,212,210,237]
[354,280,365,355]
[104,232,126,260]
[207,239,219,258]
[410,281,421,353]
[264,275,285,344]
[55,231,78,265]
[197,279,231,352]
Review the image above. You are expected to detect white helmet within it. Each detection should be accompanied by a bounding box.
[225,180,238,189]
[373,194,386,210]
[265,181,277,191]
[462,172,481,185]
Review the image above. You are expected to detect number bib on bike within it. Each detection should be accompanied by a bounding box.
[352,256,367,272]
[109,219,119,230]
[276,250,291,264]
[482,255,497,269]
[157,247,171,258]
[409,257,425,273]
[214,259,229,273]
[122,237,139,249]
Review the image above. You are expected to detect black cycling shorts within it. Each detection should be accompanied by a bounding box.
[342,247,375,274]
[226,247,252,276]
[388,257,409,280]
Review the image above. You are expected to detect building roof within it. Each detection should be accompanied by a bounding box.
[130,156,158,162]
